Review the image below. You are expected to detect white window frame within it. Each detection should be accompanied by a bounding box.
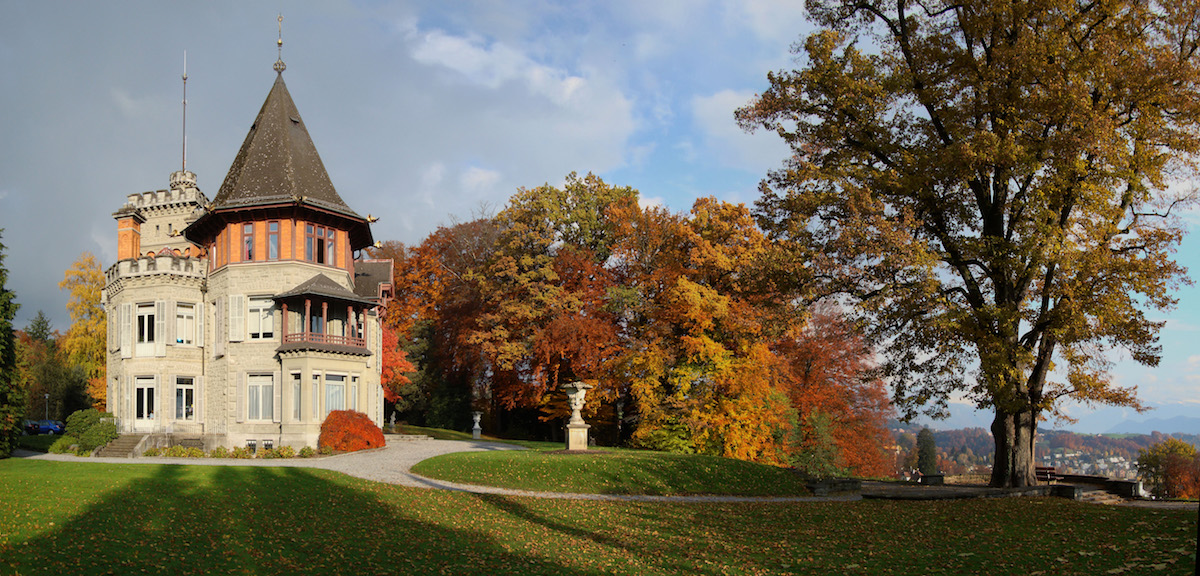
[248,296,274,340]
[247,374,274,421]
[291,372,302,421]
[175,376,195,420]
[175,303,195,345]
[135,303,156,356]
[325,373,346,416]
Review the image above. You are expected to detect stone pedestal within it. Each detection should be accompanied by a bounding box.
[471,411,482,440]
[566,423,591,451]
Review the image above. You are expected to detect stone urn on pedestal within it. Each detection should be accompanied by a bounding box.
[562,381,594,451]
[471,411,483,440]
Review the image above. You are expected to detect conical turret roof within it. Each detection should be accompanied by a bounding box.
[212,74,358,217]
[185,71,374,250]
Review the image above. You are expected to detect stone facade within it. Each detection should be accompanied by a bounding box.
[103,69,388,451]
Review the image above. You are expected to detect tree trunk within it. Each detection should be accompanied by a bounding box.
[989,407,1039,487]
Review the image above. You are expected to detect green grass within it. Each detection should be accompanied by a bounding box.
[412,446,814,496]
[16,434,57,453]
[0,458,1195,575]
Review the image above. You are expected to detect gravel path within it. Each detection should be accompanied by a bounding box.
[15,438,857,503]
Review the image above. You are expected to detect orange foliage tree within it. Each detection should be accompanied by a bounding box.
[382,174,896,472]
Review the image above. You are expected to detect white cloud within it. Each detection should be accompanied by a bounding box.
[460,166,502,195]
[692,89,791,173]
[638,195,665,209]
[409,29,586,106]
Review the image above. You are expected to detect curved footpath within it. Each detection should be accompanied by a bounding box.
[14,437,856,504]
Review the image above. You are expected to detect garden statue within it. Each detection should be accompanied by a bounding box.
[562,381,594,451]
[472,411,482,440]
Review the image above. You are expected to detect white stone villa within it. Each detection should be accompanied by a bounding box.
[103,60,392,451]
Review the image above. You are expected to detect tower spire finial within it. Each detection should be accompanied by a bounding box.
[274,14,286,74]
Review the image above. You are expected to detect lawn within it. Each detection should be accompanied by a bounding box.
[0,458,1195,575]
[411,446,815,496]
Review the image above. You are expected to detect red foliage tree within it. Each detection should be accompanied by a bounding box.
[774,303,895,477]
[318,410,385,452]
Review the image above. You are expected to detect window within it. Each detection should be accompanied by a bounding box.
[248,297,274,340]
[243,223,255,261]
[291,372,302,421]
[176,303,195,345]
[247,374,273,421]
[309,314,324,334]
[135,376,155,420]
[176,377,195,420]
[305,223,337,265]
[311,373,320,419]
[268,221,280,260]
[325,374,345,416]
[350,375,359,411]
[136,304,155,344]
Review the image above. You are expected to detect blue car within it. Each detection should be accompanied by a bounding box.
[35,420,65,435]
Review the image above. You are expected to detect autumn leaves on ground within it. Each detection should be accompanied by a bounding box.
[1,458,1195,576]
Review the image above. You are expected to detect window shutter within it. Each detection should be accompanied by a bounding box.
[273,370,282,423]
[195,376,204,424]
[166,301,177,347]
[120,303,132,359]
[154,301,167,357]
[229,294,245,342]
[196,300,205,348]
[214,298,225,357]
[236,372,245,423]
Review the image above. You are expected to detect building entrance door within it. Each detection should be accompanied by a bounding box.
[134,377,156,431]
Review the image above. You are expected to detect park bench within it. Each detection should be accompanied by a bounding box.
[1035,466,1058,484]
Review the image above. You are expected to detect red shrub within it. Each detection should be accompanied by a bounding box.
[318,410,385,453]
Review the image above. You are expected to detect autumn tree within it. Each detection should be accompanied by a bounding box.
[773,303,894,476]
[739,0,1200,487]
[59,253,106,410]
[1137,437,1200,499]
[917,429,938,476]
[0,230,22,457]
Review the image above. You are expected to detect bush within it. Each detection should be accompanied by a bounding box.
[49,435,79,454]
[143,447,162,457]
[274,445,296,458]
[229,446,253,459]
[65,409,112,438]
[160,445,205,458]
[319,410,385,453]
[319,446,334,456]
[77,421,118,453]
[208,446,229,459]
[298,446,316,458]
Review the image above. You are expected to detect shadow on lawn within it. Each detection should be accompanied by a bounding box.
[5,462,603,576]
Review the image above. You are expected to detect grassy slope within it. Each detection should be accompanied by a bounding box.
[0,458,1196,575]
[411,447,814,496]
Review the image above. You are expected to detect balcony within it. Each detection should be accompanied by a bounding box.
[282,331,365,348]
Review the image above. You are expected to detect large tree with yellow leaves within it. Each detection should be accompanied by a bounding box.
[739,0,1199,486]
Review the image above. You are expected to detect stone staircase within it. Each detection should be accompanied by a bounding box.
[95,434,147,458]
[1078,487,1126,505]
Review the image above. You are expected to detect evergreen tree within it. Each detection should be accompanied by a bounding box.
[0,230,24,457]
[917,428,938,476]
[25,311,52,343]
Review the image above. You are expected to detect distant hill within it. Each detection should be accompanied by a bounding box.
[1103,415,1200,435]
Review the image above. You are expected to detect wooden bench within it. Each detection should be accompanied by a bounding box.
[1035,466,1058,484]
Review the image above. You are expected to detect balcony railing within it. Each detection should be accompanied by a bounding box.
[282,332,366,348]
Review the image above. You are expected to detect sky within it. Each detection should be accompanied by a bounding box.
[1,1,1197,433]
